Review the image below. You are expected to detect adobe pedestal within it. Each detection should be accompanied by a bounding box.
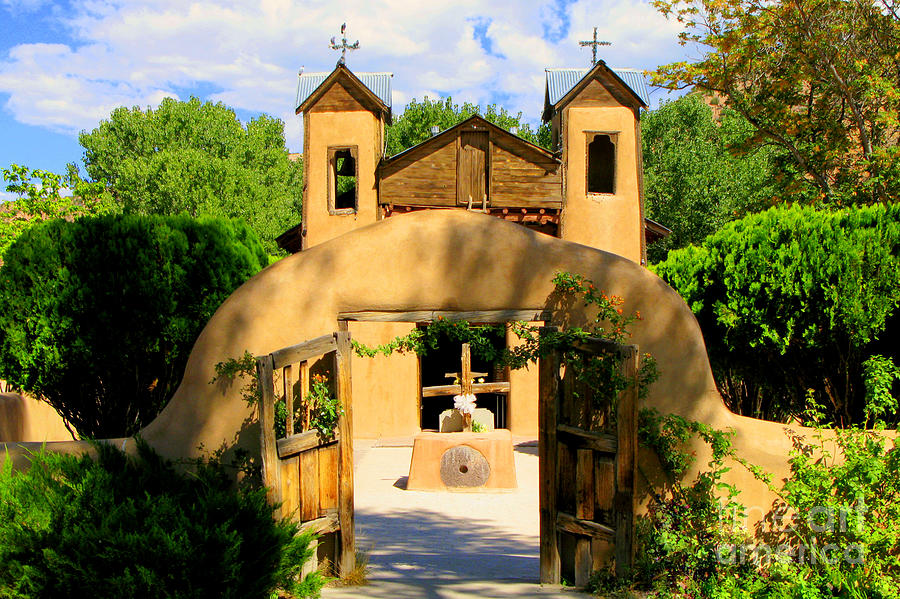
[406,429,518,491]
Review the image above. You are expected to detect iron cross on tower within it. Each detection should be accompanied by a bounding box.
[330,23,360,66]
[579,27,611,66]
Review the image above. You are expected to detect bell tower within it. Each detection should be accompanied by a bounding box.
[543,61,648,263]
[294,64,392,249]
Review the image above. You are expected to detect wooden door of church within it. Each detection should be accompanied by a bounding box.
[457,130,489,208]
[256,332,355,576]
[538,328,639,587]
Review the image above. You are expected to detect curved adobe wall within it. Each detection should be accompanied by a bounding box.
[2,210,831,514]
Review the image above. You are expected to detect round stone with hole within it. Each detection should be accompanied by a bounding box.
[439,444,491,487]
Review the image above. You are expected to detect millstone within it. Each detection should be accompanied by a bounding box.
[439,444,491,487]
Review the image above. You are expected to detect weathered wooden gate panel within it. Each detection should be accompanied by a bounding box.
[257,331,354,575]
[539,328,638,587]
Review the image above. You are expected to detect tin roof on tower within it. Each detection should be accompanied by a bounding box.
[544,66,650,120]
[296,70,393,112]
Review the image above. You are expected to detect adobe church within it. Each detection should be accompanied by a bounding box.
[277,51,667,440]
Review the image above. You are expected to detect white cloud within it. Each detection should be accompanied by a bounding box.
[0,0,691,150]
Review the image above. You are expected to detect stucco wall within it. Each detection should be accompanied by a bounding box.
[560,105,642,262]
[0,392,72,442]
[2,210,884,526]
[304,110,382,249]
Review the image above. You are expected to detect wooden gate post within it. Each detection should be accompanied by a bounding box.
[614,346,639,577]
[256,355,282,519]
[538,327,561,585]
[334,331,356,576]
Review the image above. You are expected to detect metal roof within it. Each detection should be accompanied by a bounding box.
[545,67,650,107]
[295,70,393,112]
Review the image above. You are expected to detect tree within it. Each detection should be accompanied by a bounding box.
[641,94,780,262]
[0,214,268,438]
[385,97,551,156]
[652,0,900,204]
[0,164,115,263]
[78,98,302,254]
[653,203,900,426]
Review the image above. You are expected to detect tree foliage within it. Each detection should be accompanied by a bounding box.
[0,164,115,264]
[652,0,900,204]
[78,97,302,254]
[0,214,268,438]
[385,96,551,156]
[641,94,780,262]
[653,203,900,426]
[0,441,324,598]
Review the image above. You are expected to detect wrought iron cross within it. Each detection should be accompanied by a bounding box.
[329,23,360,66]
[579,27,611,66]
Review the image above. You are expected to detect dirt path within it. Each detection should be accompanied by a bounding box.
[322,439,588,598]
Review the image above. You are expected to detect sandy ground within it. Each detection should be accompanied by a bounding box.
[322,438,589,598]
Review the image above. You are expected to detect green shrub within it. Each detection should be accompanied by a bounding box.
[0,214,267,438]
[0,441,324,599]
[653,203,900,426]
[593,411,900,598]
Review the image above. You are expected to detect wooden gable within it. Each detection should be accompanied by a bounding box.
[296,65,390,120]
[379,116,562,210]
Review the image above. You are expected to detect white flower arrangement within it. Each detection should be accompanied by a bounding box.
[453,393,477,415]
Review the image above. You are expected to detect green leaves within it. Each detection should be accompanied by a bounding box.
[641,94,781,263]
[652,0,900,204]
[384,96,551,156]
[78,97,302,254]
[0,214,268,438]
[654,203,900,425]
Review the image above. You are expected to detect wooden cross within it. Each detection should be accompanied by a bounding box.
[444,343,488,395]
[421,342,511,398]
[579,27,611,66]
[329,23,360,66]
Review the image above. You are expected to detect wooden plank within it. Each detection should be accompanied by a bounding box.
[538,329,561,585]
[422,381,510,397]
[614,346,639,578]
[458,130,488,206]
[277,429,340,459]
[256,356,282,517]
[281,456,300,521]
[335,331,356,576]
[595,456,616,512]
[556,511,615,542]
[318,444,340,512]
[300,361,310,431]
[284,364,294,437]
[338,309,551,324]
[300,510,340,535]
[576,449,594,521]
[270,334,338,370]
[299,448,319,522]
[557,424,617,454]
[575,538,592,589]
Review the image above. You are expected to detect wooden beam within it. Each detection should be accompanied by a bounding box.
[570,337,636,360]
[574,448,595,588]
[334,331,356,577]
[556,511,615,542]
[270,334,338,370]
[276,429,340,459]
[539,328,561,585]
[256,355,282,518]
[338,309,551,323]
[557,424,617,454]
[300,510,340,535]
[422,381,511,397]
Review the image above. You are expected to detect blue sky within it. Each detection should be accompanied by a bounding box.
[0,0,690,200]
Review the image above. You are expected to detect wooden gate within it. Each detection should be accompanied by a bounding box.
[256,331,355,575]
[538,328,639,587]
